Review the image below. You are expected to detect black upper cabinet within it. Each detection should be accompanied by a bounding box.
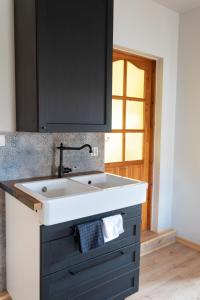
[15,0,113,132]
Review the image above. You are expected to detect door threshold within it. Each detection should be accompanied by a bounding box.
[141,229,176,256]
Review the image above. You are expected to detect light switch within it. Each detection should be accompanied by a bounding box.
[0,135,6,147]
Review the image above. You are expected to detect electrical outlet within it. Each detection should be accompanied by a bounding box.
[91,147,99,157]
[0,135,6,147]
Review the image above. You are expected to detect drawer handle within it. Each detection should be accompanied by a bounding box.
[69,250,125,276]
[133,224,137,236]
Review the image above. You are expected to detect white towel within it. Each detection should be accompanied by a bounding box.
[102,214,124,243]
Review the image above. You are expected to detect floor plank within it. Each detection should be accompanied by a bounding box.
[0,292,11,300]
[127,242,200,300]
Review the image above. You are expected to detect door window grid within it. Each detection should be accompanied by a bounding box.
[105,59,146,164]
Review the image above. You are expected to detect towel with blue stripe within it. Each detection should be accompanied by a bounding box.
[76,220,104,254]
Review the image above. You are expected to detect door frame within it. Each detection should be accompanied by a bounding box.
[105,49,156,230]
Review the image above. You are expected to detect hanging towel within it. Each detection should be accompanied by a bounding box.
[75,220,104,254]
[102,214,124,243]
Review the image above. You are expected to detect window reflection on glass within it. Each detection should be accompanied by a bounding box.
[112,60,124,96]
[112,100,123,130]
[125,133,143,161]
[126,62,144,99]
[105,133,123,163]
[126,101,144,130]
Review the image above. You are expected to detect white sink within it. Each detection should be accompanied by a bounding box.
[15,173,148,226]
[17,178,97,198]
[71,173,139,189]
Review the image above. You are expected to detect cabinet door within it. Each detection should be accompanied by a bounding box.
[37,0,113,132]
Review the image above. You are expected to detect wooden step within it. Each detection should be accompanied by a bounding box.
[141,229,176,256]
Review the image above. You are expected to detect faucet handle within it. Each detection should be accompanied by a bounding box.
[63,167,72,174]
[57,143,64,150]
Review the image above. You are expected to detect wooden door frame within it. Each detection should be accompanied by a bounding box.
[106,49,156,230]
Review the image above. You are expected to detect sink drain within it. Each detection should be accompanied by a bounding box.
[42,186,47,193]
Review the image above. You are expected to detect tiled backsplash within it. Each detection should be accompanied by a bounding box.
[0,132,105,291]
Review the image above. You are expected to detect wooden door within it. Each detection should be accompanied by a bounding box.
[105,50,155,231]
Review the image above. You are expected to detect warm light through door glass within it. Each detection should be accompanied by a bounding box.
[105,133,123,163]
[112,60,124,96]
[112,99,123,129]
[105,56,146,164]
[125,133,143,161]
[127,62,144,98]
[126,101,144,130]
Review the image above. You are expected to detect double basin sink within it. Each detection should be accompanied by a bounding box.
[15,173,148,226]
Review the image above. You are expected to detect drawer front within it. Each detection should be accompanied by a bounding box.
[42,269,139,300]
[41,245,140,300]
[69,269,139,300]
[41,216,141,276]
[41,205,141,242]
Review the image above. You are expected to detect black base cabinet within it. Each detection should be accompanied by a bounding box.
[40,205,142,300]
[14,0,113,132]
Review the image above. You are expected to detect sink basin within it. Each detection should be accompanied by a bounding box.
[16,178,97,199]
[70,173,139,189]
[15,173,148,226]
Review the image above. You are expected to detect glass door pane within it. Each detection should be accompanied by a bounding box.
[112,60,124,96]
[105,133,123,163]
[126,62,145,98]
[112,99,123,129]
[125,133,143,161]
[126,101,144,130]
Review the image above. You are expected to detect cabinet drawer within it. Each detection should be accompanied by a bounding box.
[41,205,141,242]
[41,244,140,300]
[41,216,141,276]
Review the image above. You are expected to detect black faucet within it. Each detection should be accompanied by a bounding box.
[57,143,93,178]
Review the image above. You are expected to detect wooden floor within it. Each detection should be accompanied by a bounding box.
[2,242,200,300]
[0,292,11,300]
[127,242,200,300]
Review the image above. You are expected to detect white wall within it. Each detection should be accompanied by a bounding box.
[114,0,179,231]
[172,7,200,244]
[0,0,15,132]
[0,0,179,231]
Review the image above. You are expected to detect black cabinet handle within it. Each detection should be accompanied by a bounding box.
[133,224,137,236]
[133,251,136,262]
[69,250,125,276]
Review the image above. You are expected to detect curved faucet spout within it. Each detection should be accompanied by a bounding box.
[57,143,93,178]
[57,143,93,153]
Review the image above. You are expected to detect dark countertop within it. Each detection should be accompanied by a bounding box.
[0,171,102,211]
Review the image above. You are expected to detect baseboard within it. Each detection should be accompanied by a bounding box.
[0,292,11,300]
[141,229,176,256]
[176,236,200,252]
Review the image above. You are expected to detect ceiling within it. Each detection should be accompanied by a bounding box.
[153,0,200,13]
